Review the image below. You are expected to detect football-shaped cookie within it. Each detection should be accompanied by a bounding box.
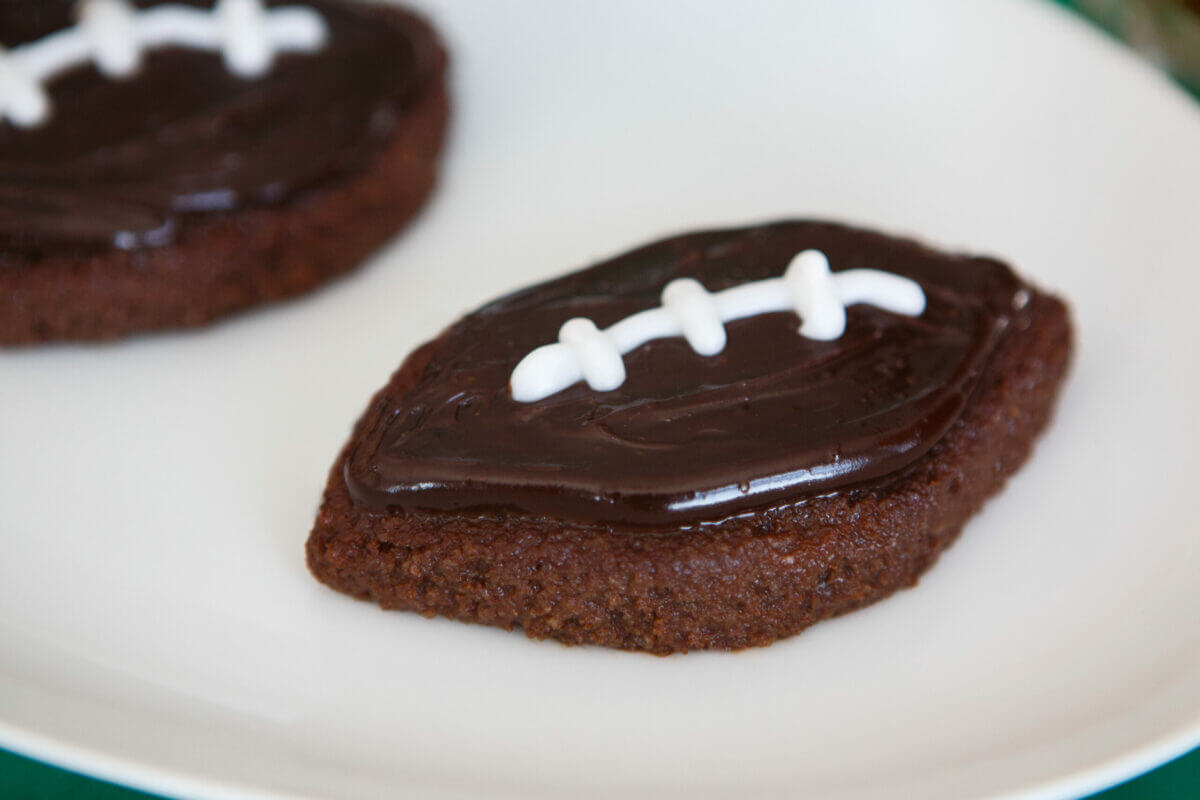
[0,0,447,344]
[307,220,1072,654]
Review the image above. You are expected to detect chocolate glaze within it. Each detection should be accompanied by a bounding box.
[346,221,1026,527]
[0,0,439,254]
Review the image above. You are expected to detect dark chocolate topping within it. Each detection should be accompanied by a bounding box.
[0,0,439,254]
[346,221,1026,527]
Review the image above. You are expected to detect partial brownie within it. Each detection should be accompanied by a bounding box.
[0,0,448,344]
[307,220,1072,654]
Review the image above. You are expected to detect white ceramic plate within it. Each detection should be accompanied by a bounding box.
[3,1,1200,798]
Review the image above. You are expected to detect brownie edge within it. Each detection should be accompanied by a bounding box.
[306,283,1072,654]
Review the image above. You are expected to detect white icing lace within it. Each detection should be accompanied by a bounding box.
[509,249,927,403]
[0,0,327,128]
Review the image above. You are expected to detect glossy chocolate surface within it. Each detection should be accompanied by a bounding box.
[346,222,1026,526]
[0,0,438,254]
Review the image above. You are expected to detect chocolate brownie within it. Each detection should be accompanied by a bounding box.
[0,0,448,345]
[307,221,1072,654]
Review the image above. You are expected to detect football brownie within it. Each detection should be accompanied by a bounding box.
[0,0,448,344]
[307,220,1072,654]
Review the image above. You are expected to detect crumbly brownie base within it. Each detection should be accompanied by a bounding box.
[307,290,1071,655]
[0,10,448,346]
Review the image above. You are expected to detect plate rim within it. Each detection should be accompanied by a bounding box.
[2,711,1200,800]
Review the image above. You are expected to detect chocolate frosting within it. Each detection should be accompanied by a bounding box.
[346,221,1026,527]
[0,0,439,254]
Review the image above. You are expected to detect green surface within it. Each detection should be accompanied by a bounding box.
[1,742,1199,799]
[0,748,159,800]
[3,1,1198,799]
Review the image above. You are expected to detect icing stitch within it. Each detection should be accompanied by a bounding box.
[0,0,327,128]
[509,249,927,402]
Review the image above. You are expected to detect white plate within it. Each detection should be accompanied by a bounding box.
[3,1,1200,798]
